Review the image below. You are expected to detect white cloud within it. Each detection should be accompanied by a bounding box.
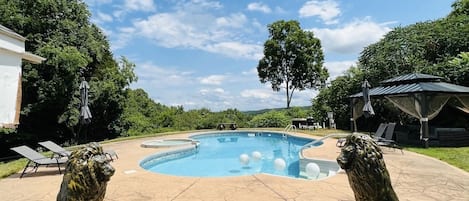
[110,27,135,50]
[92,11,113,24]
[240,86,315,109]
[98,12,113,22]
[216,13,248,28]
[85,0,112,6]
[214,88,225,93]
[134,62,195,87]
[199,88,225,95]
[241,88,273,99]
[247,2,271,13]
[205,42,263,60]
[112,10,125,19]
[299,0,340,25]
[242,68,257,75]
[131,61,317,111]
[199,75,227,85]
[124,0,156,12]
[325,60,357,80]
[175,0,222,12]
[98,27,113,37]
[111,0,156,19]
[132,2,263,60]
[310,18,393,54]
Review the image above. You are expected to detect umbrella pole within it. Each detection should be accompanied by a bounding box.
[75,123,82,145]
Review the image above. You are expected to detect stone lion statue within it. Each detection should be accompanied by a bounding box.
[336,134,398,201]
[57,142,115,201]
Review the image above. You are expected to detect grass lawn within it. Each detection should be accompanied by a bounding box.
[0,158,28,179]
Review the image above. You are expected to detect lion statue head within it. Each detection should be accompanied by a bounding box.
[57,142,115,201]
[337,134,398,201]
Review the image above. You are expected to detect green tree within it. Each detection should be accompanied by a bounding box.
[448,52,469,86]
[257,20,328,108]
[449,0,469,17]
[284,106,309,119]
[117,88,164,136]
[312,67,363,129]
[0,0,136,142]
[359,14,469,85]
[248,111,290,128]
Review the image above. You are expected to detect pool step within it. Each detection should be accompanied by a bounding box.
[298,158,341,180]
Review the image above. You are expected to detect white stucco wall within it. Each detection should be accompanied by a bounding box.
[0,49,22,126]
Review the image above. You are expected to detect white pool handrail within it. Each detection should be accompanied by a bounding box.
[302,133,351,149]
[284,124,297,132]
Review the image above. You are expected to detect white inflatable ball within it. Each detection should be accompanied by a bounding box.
[305,162,320,178]
[239,154,250,165]
[274,158,286,171]
[251,151,262,161]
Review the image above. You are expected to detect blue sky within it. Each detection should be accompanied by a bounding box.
[85,0,454,111]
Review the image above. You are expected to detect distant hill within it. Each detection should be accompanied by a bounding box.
[242,106,311,115]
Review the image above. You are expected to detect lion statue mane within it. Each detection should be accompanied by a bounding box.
[336,134,398,201]
[57,142,115,201]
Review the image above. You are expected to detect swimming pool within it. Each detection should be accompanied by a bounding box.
[140,131,327,179]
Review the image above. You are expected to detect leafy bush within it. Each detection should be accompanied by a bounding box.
[248,111,290,128]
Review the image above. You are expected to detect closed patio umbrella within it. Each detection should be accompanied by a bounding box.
[362,79,375,118]
[80,77,92,124]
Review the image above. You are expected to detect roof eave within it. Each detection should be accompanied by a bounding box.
[22,52,46,64]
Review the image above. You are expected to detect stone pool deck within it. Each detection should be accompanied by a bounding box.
[1,131,469,201]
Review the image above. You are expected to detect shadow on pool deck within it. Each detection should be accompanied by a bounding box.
[1,131,469,201]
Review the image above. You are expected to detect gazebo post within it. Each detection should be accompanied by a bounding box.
[421,94,430,148]
[422,118,429,148]
[350,99,355,132]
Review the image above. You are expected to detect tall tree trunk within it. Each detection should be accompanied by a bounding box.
[286,82,290,108]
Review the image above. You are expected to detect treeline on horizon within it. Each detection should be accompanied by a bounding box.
[1,0,469,159]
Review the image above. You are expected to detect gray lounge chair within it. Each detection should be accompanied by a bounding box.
[336,123,388,147]
[10,145,68,178]
[38,141,71,158]
[376,123,403,154]
[39,140,118,161]
[374,123,396,142]
[372,123,388,140]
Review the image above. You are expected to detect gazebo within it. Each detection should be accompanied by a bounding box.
[350,73,469,147]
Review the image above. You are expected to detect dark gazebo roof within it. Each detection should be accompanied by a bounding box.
[350,73,469,98]
[381,73,443,85]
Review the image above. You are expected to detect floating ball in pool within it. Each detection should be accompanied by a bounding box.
[251,151,262,161]
[274,158,286,171]
[239,154,250,165]
[305,162,320,178]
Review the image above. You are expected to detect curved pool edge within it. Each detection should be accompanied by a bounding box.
[139,130,341,180]
[298,133,349,180]
[139,145,198,170]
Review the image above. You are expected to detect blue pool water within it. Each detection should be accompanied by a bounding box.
[140,132,320,178]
